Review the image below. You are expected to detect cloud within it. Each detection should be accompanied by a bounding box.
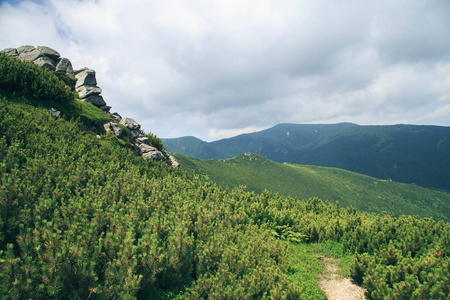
[1,0,450,141]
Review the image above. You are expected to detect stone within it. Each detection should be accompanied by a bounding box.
[49,108,60,119]
[142,147,165,161]
[1,48,18,58]
[99,106,111,113]
[56,58,75,79]
[104,121,123,137]
[169,155,180,168]
[83,95,106,107]
[120,118,141,130]
[16,45,35,54]
[129,129,143,139]
[110,112,122,120]
[138,143,155,153]
[75,69,97,88]
[33,56,56,70]
[18,49,40,61]
[56,57,73,72]
[136,136,150,145]
[76,85,102,99]
[35,46,60,60]
[74,67,88,75]
[17,46,60,62]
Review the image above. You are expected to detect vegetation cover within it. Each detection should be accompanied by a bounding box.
[173,153,450,222]
[0,53,449,299]
[163,122,450,192]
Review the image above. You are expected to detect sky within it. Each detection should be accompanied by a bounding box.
[1,0,450,141]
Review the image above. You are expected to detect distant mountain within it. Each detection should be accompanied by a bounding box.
[173,153,450,222]
[163,123,450,191]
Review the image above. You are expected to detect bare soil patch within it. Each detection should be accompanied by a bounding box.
[319,256,366,300]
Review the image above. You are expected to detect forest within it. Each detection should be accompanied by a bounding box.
[0,53,449,299]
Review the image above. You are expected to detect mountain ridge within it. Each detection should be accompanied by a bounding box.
[163,122,450,191]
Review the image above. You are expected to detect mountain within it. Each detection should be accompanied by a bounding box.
[174,153,450,222]
[1,48,449,299]
[163,123,450,191]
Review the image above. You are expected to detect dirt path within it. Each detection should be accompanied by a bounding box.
[319,256,366,300]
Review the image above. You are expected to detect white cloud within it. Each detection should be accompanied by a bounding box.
[1,0,449,141]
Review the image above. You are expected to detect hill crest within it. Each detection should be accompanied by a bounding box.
[164,123,450,191]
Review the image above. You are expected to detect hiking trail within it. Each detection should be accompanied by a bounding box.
[319,256,366,300]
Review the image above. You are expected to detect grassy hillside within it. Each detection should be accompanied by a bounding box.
[1,53,449,299]
[173,153,450,222]
[164,123,450,192]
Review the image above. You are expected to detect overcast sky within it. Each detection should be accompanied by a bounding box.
[1,0,450,141]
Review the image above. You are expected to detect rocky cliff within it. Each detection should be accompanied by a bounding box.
[1,45,178,167]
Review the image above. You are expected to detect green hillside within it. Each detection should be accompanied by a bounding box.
[1,53,449,299]
[173,153,450,222]
[163,123,450,192]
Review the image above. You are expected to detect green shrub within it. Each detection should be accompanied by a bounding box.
[146,132,167,153]
[0,53,76,105]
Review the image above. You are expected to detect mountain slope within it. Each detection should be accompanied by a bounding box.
[1,51,449,300]
[174,153,450,222]
[163,123,450,191]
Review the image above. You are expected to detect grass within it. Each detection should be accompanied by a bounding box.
[0,89,110,129]
[285,240,357,299]
[173,153,450,222]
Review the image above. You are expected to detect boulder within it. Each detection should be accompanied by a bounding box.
[49,108,60,119]
[169,155,180,168]
[16,45,35,54]
[56,58,75,78]
[76,85,102,99]
[74,67,88,76]
[18,46,60,62]
[35,46,60,60]
[75,69,97,88]
[142,147,165,161]
[136,136,150,145]
[129,129,144,139]
[18,48,40,61]
[120,118,141,130]
[103,121,123,137]
[33,56,56,70]
[99,105,111,113]
[83,95,106,107]
[110,112,122,120]
[1,48,18,58]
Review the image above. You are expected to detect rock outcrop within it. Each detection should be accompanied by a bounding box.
[1,45,178,167]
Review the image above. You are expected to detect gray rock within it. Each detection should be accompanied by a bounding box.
[99,106,111,113]
[104,121,123,137]
[74,67,88,75]
[142,147,165,161]
[16,45,35,54]
[33,56,56,70]
[169,155,180,168]
[75,69,97,88]
[18,49,40,61]
[120,118,141,130]
[138,143,155,153]
[129,129,144,139]
[136,136,150,145]
[76,85,102,99]
[35,46,60,60]
[56,58,75,78]
[49,108,60,119]
[110,112,122,120]
[18,46,60,62]
[83,95,106,107]
[1,48,18,58]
